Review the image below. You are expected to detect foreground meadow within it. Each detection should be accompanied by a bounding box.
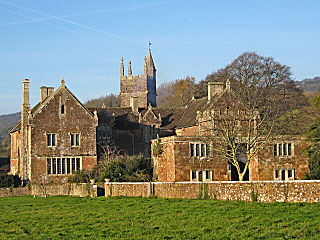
[0,196,319,239]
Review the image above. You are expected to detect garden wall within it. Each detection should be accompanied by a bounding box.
[0,187,31,197]
[31,183,97,197]
[105,180,320,203]
[0,183,100,198]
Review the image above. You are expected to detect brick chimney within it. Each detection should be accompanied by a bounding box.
[40,86,54,102]
[208,82,224,101]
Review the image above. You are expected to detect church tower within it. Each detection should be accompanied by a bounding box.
[120,48,157,108]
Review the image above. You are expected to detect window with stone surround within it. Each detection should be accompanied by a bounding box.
[274,168,295,181]
[190,170,213,181]
[190,142,210,157]
[70,133,80,146]
[273,143,293,157]
[47,157,81,175]
[47,133,56,147]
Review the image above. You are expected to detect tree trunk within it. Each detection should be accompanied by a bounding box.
[238,173,244,182]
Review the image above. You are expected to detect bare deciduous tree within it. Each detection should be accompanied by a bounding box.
[157,76,196,108]
[201,52,293,181]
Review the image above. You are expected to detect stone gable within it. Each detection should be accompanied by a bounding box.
[10,80,98,183]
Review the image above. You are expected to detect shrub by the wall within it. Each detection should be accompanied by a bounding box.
[67,170,90,183]
[0,174,21,188]
[103,160,126,182]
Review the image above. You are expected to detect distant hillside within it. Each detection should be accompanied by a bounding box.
[0,112,20,157]
[0,112,20,140]
[296,76,320,93]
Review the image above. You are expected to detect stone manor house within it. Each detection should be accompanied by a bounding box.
[9,49,309,183]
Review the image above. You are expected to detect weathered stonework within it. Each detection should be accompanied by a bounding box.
[9,51,311,185]
[251,136,309,181]
[0,187,31,197]
[120,50,156,108]
[105,181,320,203]
[152,81,310,182]
[0,183,98,198]
[152,136,229,182]
[152,135,309,182]
[9,80,98,183]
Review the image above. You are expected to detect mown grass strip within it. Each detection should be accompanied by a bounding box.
[0,196,319,239]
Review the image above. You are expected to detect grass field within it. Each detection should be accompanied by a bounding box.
[0,196,319,239]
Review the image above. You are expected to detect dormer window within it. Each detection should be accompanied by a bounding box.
[61,104,65,114]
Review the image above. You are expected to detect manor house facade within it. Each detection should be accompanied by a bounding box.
[152,81,309,182]
[9,50,309,183]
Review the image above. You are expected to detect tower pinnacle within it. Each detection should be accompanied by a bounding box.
[120,57,124,76]
[128,60,132,76]
[144,56,147,74]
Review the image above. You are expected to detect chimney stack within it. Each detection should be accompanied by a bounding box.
[40,86,54,102]
[22,79,30,106]
[208,81,224,101]
[21,79,31,181]
[130,96,139,114]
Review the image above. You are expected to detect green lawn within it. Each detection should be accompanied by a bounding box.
[0,196,319,239]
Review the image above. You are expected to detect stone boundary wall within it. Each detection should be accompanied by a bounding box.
[106,182,152,197]
[0,187,31,197]
[31,183,97,197]
[105,180,320,203]
[0,183,99,198]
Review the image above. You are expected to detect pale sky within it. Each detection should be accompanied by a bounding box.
[1,0,319,114]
